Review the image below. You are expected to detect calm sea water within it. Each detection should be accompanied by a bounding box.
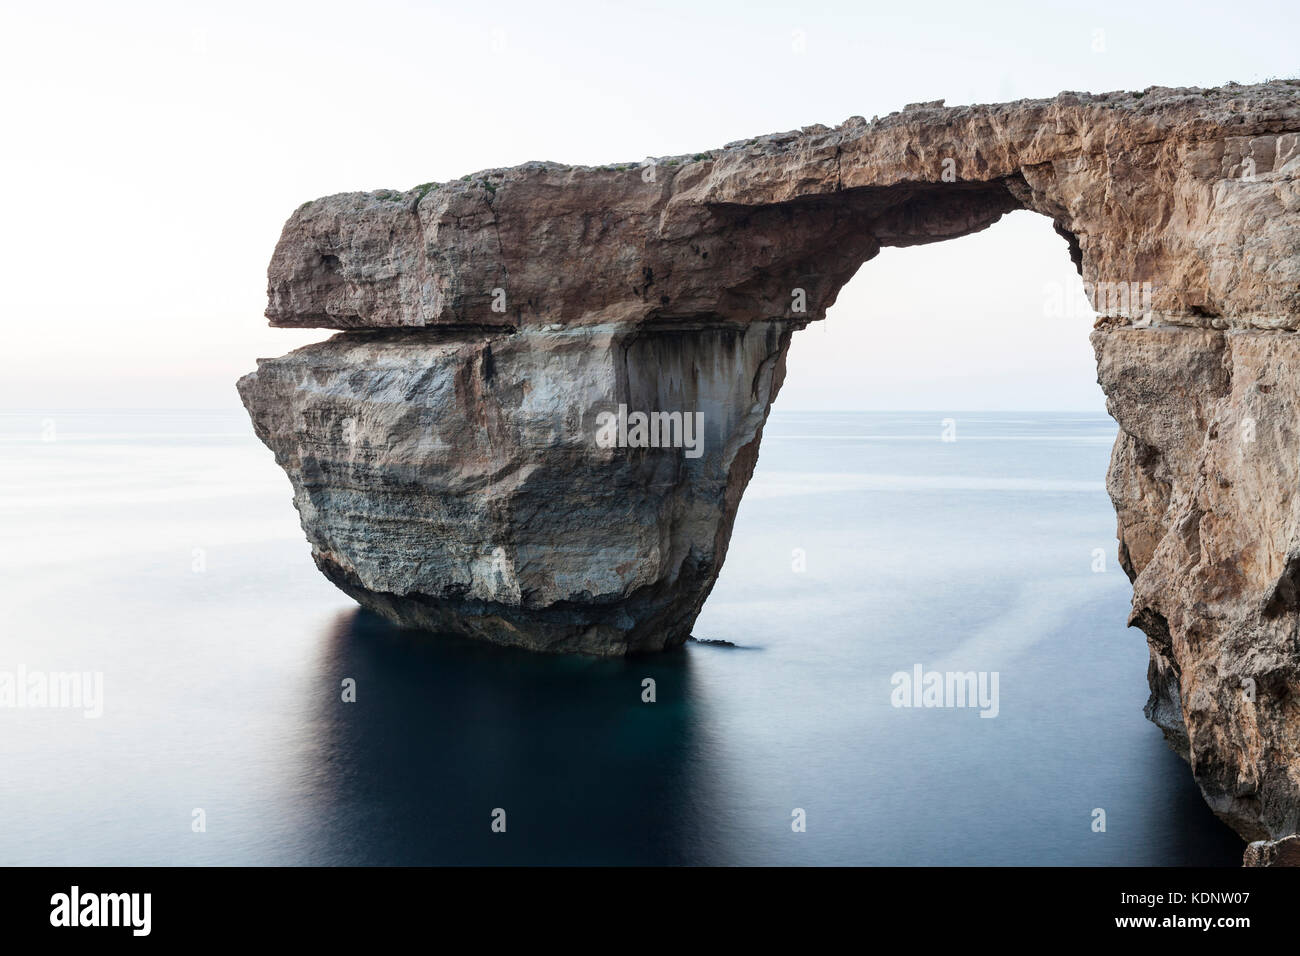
[0,409,1243,865]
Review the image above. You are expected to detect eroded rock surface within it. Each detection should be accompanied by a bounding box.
[240,323,790,654]
[266,81,1300,332]
[1096,326,1300,848]
[1244,834,1300,866]
[240,80,1300,848]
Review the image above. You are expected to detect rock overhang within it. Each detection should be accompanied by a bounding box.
[266,80,1300,332]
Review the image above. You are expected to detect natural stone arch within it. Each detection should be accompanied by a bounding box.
[241,81,1300,853]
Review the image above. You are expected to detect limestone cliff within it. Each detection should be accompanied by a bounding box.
[239,80,1300,855]
[242,323,789,654]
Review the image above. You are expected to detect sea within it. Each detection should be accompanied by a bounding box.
[0,409,1244,865]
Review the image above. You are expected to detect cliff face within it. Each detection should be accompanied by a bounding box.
[239,81,1300,852]
[241,323,790,654]
[1096,326,1300,845]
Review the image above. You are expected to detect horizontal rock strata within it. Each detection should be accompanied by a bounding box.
[240,323,790,654]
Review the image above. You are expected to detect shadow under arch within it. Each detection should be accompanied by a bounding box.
[295,607,728,865]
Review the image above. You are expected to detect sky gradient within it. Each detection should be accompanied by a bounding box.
[3,0,1296,410]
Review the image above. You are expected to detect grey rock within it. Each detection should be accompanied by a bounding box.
[239,323,791,654]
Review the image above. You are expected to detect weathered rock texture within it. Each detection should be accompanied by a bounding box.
[1244,834,1300,866]
[1096,326,1300,855]
[240,80,1300,851]
[242,323,789,654]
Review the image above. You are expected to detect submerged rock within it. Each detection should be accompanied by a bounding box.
[241,80,1300,849]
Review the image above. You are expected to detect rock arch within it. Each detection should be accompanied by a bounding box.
[240,81,1300,850]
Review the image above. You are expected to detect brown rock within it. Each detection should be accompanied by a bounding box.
[241,80,1300,849]
[1244,834,1300,866]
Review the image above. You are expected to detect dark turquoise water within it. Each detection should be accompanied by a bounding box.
[0,410,1243,865]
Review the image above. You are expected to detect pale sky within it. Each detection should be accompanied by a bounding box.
[2,0,1296,411]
